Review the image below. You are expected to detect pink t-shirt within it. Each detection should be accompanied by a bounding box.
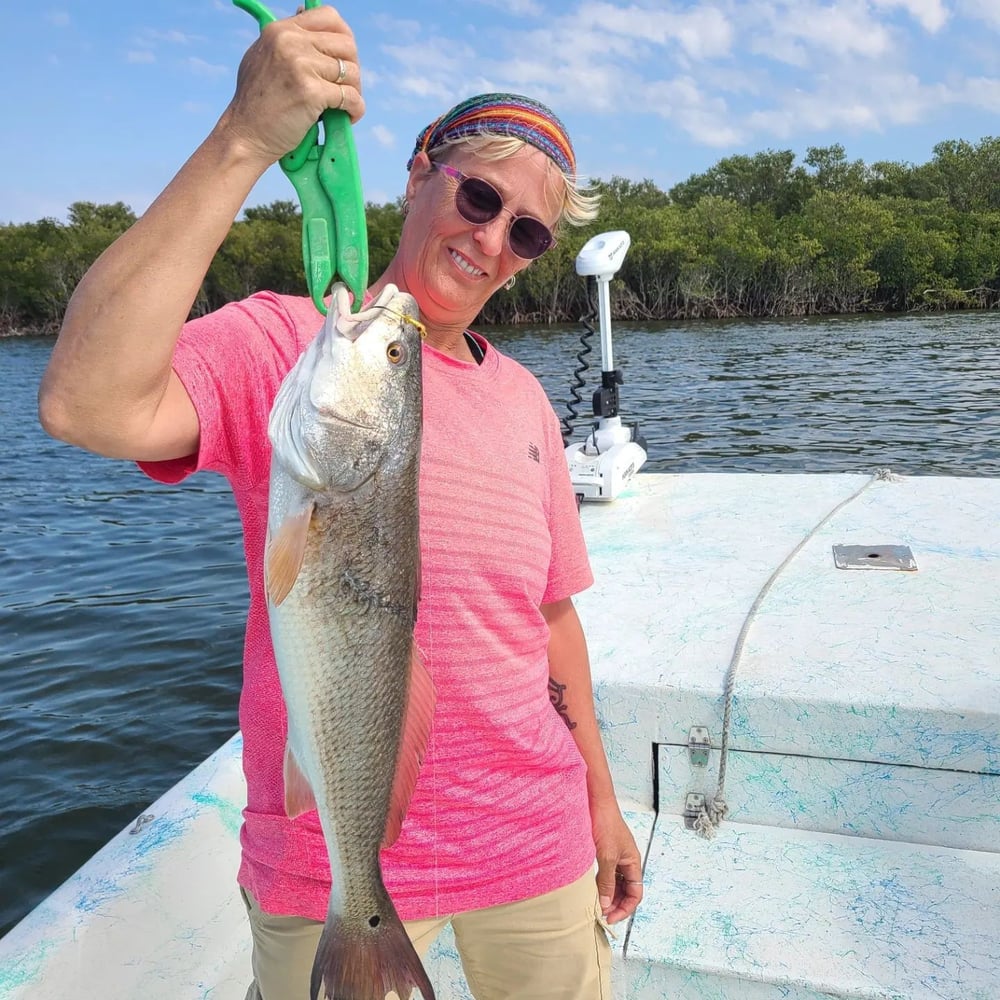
[141,291,595,920]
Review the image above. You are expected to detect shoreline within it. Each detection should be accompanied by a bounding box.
[5,303,1000,341]
[1,325,59,339]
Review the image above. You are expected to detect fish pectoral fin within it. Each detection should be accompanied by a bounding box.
[383,645,436,848]
[283,744,317,819]
[265,503,315,607]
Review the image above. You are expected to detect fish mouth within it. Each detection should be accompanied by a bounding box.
[324,410,376,432]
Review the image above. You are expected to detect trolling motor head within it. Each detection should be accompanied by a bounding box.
[575,230,631,281]
[564,231,647,502]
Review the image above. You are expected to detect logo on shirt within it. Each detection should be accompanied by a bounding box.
[527,443,540,463]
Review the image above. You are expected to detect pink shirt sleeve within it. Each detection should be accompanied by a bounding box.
[138,293,320,488]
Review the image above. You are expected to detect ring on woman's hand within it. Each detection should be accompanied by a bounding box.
[615,873,644,884]
[335,57,347,84]
[335,83,346,110]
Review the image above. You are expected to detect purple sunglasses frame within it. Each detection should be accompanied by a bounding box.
[431,162,557,260]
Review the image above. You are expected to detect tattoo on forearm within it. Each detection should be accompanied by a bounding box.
[548,678,577,730]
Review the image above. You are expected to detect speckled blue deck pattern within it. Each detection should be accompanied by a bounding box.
[0,733,251,999]
[1,473,997,999]
[576,472,1000,999]
[625,815,1000,1000]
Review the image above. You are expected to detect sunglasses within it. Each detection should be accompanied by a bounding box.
[432,162,556,260]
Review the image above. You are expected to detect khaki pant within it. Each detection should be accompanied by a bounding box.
[242,869,612,1000]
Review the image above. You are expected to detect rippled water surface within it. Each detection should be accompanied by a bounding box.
[2,311,998,936]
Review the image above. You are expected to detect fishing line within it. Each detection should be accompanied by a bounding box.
[418,334,441,922]
[366,304,428,340]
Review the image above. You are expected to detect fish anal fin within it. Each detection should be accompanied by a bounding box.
[284,744,316,819]
[265,504,314,607]
[383,646,435,849]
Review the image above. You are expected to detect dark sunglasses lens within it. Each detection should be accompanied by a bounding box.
[509,218,553,260]
[456,177,502,224]
[454,174,553,260]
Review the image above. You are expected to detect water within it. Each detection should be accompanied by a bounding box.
[2,311,998,937]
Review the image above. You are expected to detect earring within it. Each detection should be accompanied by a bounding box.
[503,275,516,291]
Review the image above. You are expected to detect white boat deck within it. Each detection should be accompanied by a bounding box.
[2,472,998,999]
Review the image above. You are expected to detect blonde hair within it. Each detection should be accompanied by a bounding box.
[428,134,600,232]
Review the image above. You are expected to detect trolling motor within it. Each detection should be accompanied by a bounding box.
[564,231,647,501]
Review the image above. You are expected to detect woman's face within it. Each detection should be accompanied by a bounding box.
[396,144,564,329]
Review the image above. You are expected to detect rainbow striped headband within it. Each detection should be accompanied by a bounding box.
[407,93,576,176]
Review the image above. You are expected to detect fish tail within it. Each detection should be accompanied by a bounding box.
[310,908,436,1000]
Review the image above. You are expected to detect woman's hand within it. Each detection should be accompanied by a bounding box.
[592,798,644,925]
[39,6,369,461]
[540,598,645,926]
[222,5,365,168]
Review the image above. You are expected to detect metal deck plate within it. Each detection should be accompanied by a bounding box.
[833,543,917,570]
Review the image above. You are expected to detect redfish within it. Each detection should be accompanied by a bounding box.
[265,283,434,1000]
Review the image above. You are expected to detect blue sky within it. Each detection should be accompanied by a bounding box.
[3,0,999,224]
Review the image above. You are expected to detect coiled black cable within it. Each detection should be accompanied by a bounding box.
[561,277,598,444]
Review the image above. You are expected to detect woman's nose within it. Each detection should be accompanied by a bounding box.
[473,213,510,257]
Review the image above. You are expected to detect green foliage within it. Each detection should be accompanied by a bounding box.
[793,190,891,311]
[926,137,1000,212]
[365,199,404,280]
[206,214,303,307]
[243,200,301,224]
[0,202,134,332]
[0,219,66,330]
[5,138,999,335]
[868,198,958,310]
[804,145,868,194]
[669,150,812,217]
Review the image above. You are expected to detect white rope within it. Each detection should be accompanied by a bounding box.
[695,468,900,839]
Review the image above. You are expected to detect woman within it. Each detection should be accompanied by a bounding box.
[38,6,642,999]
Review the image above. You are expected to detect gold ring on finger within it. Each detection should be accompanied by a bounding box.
[335,83,346,111]
[335,57,347,84]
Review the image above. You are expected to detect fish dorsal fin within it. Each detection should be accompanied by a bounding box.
[265,503,314,607]
[283,744,317,818]
[382,646,436,848]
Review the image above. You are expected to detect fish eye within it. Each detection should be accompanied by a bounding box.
[386,341,407,364]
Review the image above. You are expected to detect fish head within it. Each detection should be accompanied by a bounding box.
[269,283,423,493]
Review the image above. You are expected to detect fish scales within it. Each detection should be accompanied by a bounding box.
[282,490,417,907]
[265,283,435,1000]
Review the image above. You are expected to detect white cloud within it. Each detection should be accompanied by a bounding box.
[576,2,734,60]
[644,75,746,145]
[134,28,202,48]
[956,74,1000,110]
[371,124,395,149]
[751,1,894,64]
[474,0,545,14]
[127,50,155,65]
[872,0,950,33]
[381,37,479,103]
[187,56,229,77]
[46,11,70,27]
[744,70,953,139]
[366,0,998,172]
[372,14,422,35]
[958,0,1000,31]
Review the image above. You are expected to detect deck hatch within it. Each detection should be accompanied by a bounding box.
[832,544,917,571]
